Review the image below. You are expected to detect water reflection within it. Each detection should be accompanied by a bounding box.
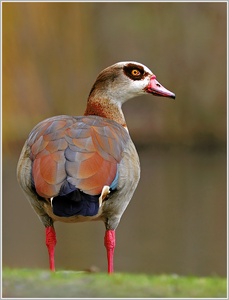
[2,148,226,276]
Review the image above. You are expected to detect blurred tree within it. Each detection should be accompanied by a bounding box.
[2,2,226,155]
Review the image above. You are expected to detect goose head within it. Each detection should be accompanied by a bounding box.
[88,61,175,104]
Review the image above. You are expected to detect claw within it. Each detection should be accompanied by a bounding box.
[99,186,110,207]
[50,197,53,207]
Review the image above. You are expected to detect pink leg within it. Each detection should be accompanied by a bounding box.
[104,230,116,274]
[45,226,57,271]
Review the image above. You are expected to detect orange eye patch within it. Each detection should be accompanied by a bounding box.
[131,69,141,76]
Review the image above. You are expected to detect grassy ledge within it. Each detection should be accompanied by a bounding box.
[2,268,227,298]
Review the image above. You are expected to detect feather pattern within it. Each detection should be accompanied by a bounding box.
[28,115,129,198]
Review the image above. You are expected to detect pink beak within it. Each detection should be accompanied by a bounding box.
[147,75,175,99]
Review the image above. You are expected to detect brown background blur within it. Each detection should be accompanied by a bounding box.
[2,2,227,276]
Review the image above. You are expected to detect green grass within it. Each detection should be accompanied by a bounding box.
[2,268,227,298]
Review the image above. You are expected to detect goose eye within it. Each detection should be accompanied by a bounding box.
[131,69,141,76]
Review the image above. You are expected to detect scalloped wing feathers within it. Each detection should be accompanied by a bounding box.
[28,115,129,198]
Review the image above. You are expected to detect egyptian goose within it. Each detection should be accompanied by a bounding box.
[17,61,175,274]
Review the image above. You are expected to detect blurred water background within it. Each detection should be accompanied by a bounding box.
[2,2,227,276]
